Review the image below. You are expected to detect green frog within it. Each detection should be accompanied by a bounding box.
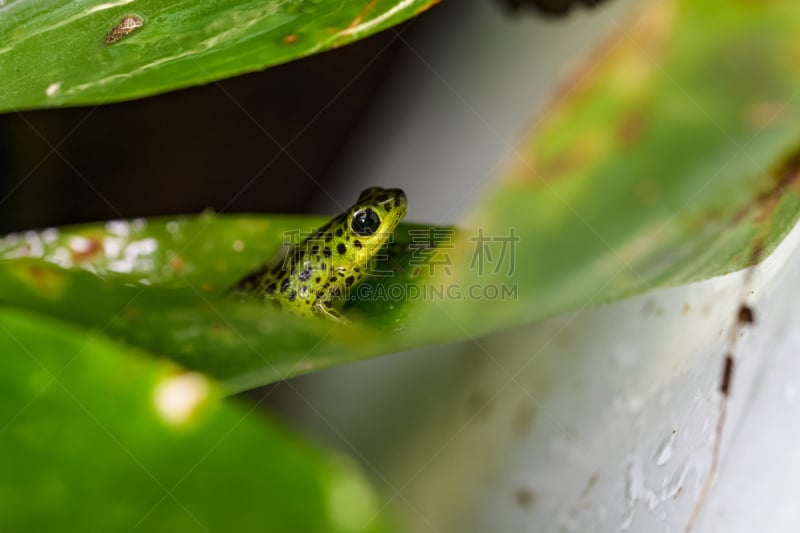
[231,187,408,321]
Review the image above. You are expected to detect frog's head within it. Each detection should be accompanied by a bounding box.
[340,187,407,265]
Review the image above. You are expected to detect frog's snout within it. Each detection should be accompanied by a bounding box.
[392,189,408,211]
[357,186,408,216]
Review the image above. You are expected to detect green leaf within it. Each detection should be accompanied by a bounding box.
[418,0,800,337]
[0,215,455,389]
[2,0,800,391]
[0,306,388,532]
[0,0,440,111]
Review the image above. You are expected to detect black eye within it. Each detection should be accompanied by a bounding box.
[351,208,381,236]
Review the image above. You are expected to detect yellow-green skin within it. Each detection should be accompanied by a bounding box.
[233,187,408,321]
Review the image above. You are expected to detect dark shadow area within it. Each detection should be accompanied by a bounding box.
[0,25,408,233]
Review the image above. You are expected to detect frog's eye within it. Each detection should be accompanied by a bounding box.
[351,208,381,237]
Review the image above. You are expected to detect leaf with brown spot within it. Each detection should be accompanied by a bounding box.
[0,0,442,111]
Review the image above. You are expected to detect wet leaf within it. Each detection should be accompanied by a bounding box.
[0,0,440,111]
[0,307,387,532]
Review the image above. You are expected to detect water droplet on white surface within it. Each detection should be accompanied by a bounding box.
[654,431,676,466]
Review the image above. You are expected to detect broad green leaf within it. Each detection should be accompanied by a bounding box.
[0,307,387,532]
[0,0,440,111]
[0,215,456,390]
[417,0,800,337]
[2,0,800,391]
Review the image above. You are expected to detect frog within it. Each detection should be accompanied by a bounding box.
[230,187,408,322]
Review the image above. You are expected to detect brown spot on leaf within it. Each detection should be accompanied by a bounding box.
[746,101,791,130]
[70,236,102,262]
[514,487,536,508]
[343,0,380,33]
[24,265,63,295]
[749,240,766,266]
[504,1,676,186]
[104,15,144,45]
[618,110,645,146]
[170,255,186,272]
[735,147,800,228]
[282,34,297,44]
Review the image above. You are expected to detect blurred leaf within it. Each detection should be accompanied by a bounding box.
[2,0,800,391]
[418,0,800,336]
[0,0,440,111]
[0,307,388,532]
